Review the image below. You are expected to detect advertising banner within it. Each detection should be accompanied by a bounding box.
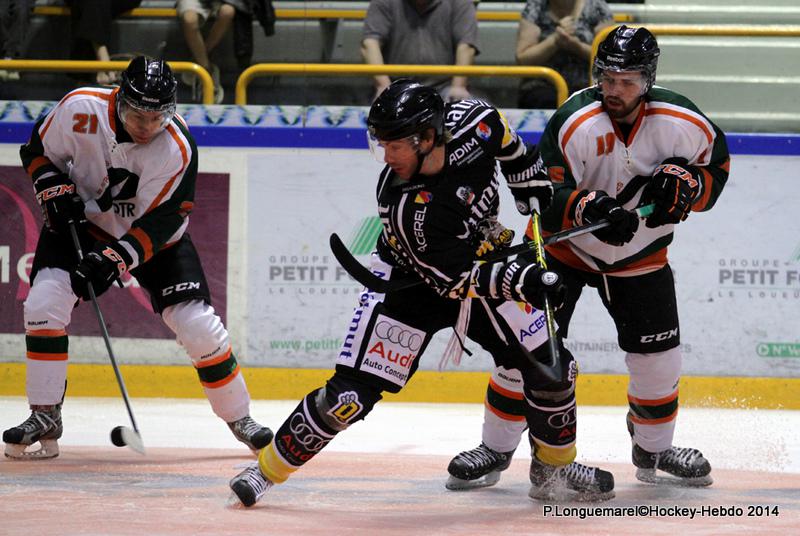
[244,148,538,372]
[246,151,800,377]
[0,165,230,361]
[2,127,797,377]
[246,149,392,367]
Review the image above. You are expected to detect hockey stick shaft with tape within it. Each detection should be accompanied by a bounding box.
[528,199,559,367]
[68,222,145,454]
[331,204,654,294]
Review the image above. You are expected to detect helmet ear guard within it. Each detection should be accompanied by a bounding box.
[593,25,660,93]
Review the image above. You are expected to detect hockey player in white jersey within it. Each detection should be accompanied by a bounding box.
[3,56,272,459]
[448,25,729,489]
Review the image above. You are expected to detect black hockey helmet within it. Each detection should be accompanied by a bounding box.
[593,25,660,93]
[118,56,177,127]
[367,79,444,143]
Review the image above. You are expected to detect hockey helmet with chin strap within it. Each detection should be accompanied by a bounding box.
[117,56,178,130]
[593,25,660,94]
[367,79,444,143]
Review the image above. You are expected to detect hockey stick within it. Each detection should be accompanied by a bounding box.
[331,203,655,294]
[528,200,559,367]
[68,222,145,455]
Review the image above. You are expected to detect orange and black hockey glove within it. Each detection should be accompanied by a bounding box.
[70,242,131,300]
[642,157,701,228]
[573,190,639,246]
[34,174,86,233]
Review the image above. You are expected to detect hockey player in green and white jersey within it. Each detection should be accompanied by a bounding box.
[3,57,272,459]
[447,25,729,490]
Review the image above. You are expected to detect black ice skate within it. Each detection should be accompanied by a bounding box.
[227,415,273,453]
[528,457,615,502]
[3,405,63,460]
[446,443,515,490]
[228,462,273,507]
[632,443,712,487]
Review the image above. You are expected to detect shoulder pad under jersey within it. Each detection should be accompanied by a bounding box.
[443,99,501,138]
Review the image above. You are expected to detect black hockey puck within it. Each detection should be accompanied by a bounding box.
[110,425,126,447]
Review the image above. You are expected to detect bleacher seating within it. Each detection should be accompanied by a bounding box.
[4,1,799,133]
[630,0,800,25]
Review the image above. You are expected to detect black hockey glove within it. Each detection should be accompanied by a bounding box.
[573,190,638,246]
[478,259,566,311]
[513,261,566,311]
[34,174,85,233]
[70,242,131,300]
[500,143,553,215]
[642,157,701,228]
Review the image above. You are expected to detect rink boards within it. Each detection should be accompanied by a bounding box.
[0,103,798,406]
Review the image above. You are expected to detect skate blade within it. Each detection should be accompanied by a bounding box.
[226,491,249,509]
[529,485,616,503]
[4,439,59,460]
[445,470,502,490]
[635,468,713,487]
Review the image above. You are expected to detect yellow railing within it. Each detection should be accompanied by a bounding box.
[590,24,800,82]
[32,6,175,17]
[0,60,214,105]
[32,5,631,22]
[235,63,568,106]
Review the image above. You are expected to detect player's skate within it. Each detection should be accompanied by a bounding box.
[228,462,273,507]
[632,444,712,487]
[227,415,273,453]
[3,405,63,460]
[446,443,515,490]
[528,457,615,502]
[626,412,712,486]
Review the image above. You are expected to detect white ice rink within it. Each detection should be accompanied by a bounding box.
[2,396,797,474]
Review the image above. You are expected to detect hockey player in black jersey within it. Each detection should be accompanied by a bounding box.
[229,79,614,507]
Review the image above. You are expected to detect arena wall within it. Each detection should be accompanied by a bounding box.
[1,102,797,407]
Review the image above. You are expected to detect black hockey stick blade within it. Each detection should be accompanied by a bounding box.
[330,204,656,294]
[522,346,563,384]
[330,233,397,293]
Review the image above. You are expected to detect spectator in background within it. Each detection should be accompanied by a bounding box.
[0,0,34,81]
[178,0,247,104]
[66,0,142,85]
[361,0,479,102]
[232,0,276,71]
[515,0,614,109]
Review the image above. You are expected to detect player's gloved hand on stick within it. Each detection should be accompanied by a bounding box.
[70,242,131,300]
[501,143,553,215]
[497,260,567,311]
[34,174,85,233]
[474,219,515,258]
[574,190,638,246]
[642,157,701,228]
